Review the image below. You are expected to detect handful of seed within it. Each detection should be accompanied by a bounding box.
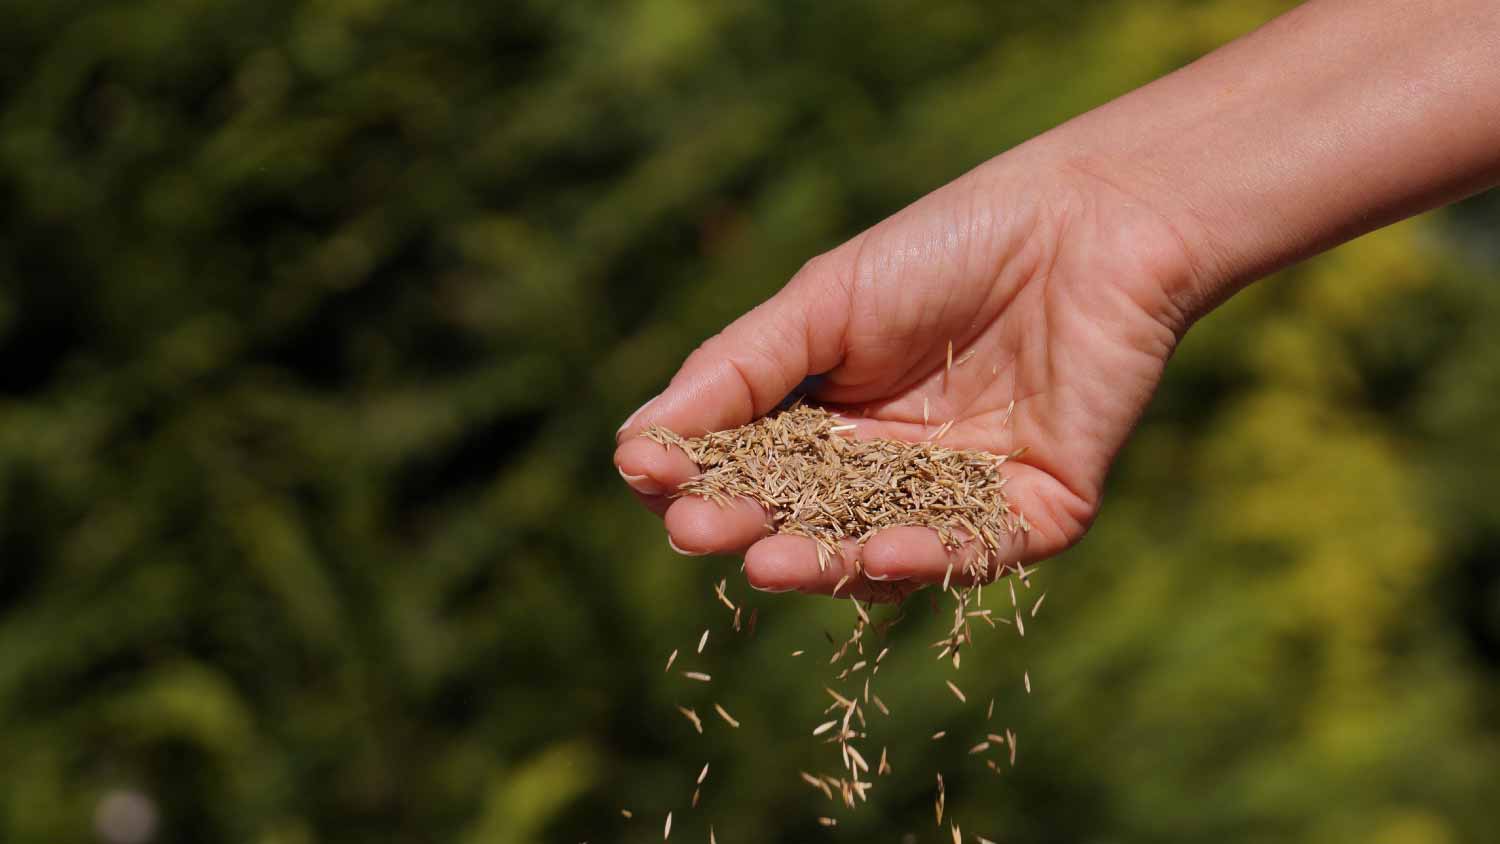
[642,403,1028,582]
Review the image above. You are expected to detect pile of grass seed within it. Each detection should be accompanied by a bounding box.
[643,404,1027,582]
[634,404,1037,839]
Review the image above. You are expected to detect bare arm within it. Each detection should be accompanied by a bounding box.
[1057,0,1500,317]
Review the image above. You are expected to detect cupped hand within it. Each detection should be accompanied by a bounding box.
[614,147,1201,599]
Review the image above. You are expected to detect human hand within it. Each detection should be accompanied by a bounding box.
[613,145,1197,598]
[614,0,1500,600]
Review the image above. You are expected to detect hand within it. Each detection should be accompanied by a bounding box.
[613,145,1198,599]
[613,0,1500,601]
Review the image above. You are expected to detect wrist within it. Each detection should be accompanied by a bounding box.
[996,128,1239,335]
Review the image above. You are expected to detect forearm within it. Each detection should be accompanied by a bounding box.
[1048,0,1500,316]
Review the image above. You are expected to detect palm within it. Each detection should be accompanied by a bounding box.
[615,156,1193,595]
[811,163,1188,562]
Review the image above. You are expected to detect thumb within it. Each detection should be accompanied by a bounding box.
[618,252,851,443]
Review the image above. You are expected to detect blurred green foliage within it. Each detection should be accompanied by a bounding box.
[1,1,1497,842]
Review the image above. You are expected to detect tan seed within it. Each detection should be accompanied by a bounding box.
[946,680,967,703]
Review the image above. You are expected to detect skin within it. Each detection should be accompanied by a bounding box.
[614,0,1500,599]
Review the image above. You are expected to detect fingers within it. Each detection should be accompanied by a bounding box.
[744,535,920,603]
[664,496,773,556]
[861,526,1006,586]
[614,252,852,444]
[614,435,700,498]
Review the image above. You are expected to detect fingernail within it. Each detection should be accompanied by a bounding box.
[616,397,656,440]
[865,571,908,582]
[751,582,795,593]
[618,465,665,495]
[667,535,709,557]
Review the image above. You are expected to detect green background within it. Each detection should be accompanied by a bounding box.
[2,1,1498,842]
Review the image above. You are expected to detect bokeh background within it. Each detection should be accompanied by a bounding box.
[3,0,1499,842]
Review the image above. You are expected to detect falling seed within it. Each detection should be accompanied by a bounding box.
[987,698,995,720]
[697,763,710,785]
[1007,729,1017,766]
[664,812,673,840]
[732,607,742,631]
[621,809,634,819]
[946,340,954,377]
[665,650,678,672]
[935,773,946,825]
[713,702,740,728]
[978,837,997,844]
[923,396,930,427]
[1016,611,1025,637]
[683,671,712,683]
[714,580,736,612]
[852,599,870,624]
[931,730,947,740]
[697,630,709,654]
[791,650,805,657]
[952,822,962,844]
[832,575,850,596]
[710,827,717,844]
[818,817,838,827]
[942,562,954,592]
[1024,671,1031,694]
[691,787,701,808]
[813,720,838,736]
[876,647,889,664]
[1031,591,1046,617]
[969,741,990,754]
[946,680,967,703]
[1008,579,1016,607]
[677,705,703,733]
[872,695,890,716]
[955,347,978,368]
[878,746,891,775]
[747,607,759,637]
